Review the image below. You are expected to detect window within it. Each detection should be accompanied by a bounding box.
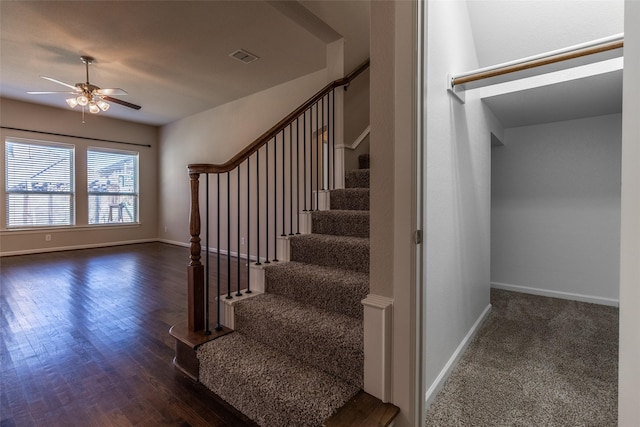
[5,139,75,228]
[87,148,139,224]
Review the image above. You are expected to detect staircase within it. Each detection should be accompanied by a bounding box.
[196,154,371,426]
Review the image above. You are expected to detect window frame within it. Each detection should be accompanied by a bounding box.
[86,147,140,226]
[4,137,76,229]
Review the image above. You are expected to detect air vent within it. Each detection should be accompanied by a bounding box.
[229,49,259,64]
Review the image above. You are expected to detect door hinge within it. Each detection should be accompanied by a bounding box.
[414,230,423,245]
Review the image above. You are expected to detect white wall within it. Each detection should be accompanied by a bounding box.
[159,69,328,248]
[0,98,159,255]
[491,114,622,305]
[423,0,497,403]
[619,0,640,423]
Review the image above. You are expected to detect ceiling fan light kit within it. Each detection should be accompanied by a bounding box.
[28,55,140,121]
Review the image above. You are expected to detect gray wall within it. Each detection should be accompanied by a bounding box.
[491,114,622,304]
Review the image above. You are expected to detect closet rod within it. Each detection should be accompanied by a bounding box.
[450,33,624,90]
[0,126,152,148]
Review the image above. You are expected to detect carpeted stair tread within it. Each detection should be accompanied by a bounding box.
[290,234,369,273]
[234,293,363,387]
[345,169,369,189]
[312,210,369,238]
[264,261,368,319]
[198,332,360,427]
[330,188,370,211]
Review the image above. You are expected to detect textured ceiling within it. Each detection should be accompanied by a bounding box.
[0,1,369,126]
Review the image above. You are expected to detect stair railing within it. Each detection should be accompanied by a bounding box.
[185,60,369,336]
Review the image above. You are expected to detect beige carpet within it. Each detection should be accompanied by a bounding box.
[426,289,618,426]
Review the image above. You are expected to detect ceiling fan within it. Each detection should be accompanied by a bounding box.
[28,55,141,114]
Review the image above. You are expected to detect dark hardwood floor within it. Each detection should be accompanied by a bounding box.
[0,242,256,427]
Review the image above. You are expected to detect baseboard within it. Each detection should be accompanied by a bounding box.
[490,282,619,307]
[424,303,492,408]
[157,238,189,248]
[0,238,157,257]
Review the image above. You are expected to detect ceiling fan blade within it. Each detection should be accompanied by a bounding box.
[103,96,142,110]
[40,76,79,91]
[96,88,128,96]
[28,91,77,95]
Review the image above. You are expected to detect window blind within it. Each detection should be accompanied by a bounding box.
[87,149,139,224]
[5,140,75,228]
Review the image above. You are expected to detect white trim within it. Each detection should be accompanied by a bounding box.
[0,238,157,257]
[298,211,312,234]
[336,125,370,150]
[491,282,620,307]
[490,282,619,307]
[424,304,492,407]
[276,235,290,262]
[218,288,264,329]
[314,190,330,211]
[362,294,394,402]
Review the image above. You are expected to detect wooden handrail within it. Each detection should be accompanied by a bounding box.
[188,59,370,175]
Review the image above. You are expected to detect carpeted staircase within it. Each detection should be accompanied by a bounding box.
[197,155,371,426]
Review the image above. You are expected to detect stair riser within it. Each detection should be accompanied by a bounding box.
[264,263,368,319]
[235,298,364,387]
[290,237,369,273]
[330,189,370,211]
[345,169,369,189]
[312,212,369,238]
[198,333,359,427]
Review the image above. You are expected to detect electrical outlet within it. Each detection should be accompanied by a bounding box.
[164,226,168,233]
[45,234,51,241]
[241,237,245,245]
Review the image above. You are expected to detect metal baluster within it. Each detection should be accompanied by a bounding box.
[216,174,221,325]
[315,101,319,211]
[289,123,293,235]
[321,95,325,191]
[311,104,314,211]
[282,127,286,237]
[303,110,307,212]
[205,173,211,333]
[273,134,279,262]
[255,150,261,266]
[296,117,300,234]
[236,167,242,297]
[226,172,232,299]
[331,89,335,189]
[264,141,270,264]
[247,156,252,292]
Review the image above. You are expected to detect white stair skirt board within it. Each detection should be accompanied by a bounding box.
[299,211,312,234]
[249,263,266,294]
[276,236,291,262]
[491,282,619,307]
[218,264,266,329]
[362,294,393,403]
[217,289,264,329]
[314,190,330,211]
[424,304,492,408]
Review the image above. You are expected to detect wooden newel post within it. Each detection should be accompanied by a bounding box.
[188,171,205,332]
